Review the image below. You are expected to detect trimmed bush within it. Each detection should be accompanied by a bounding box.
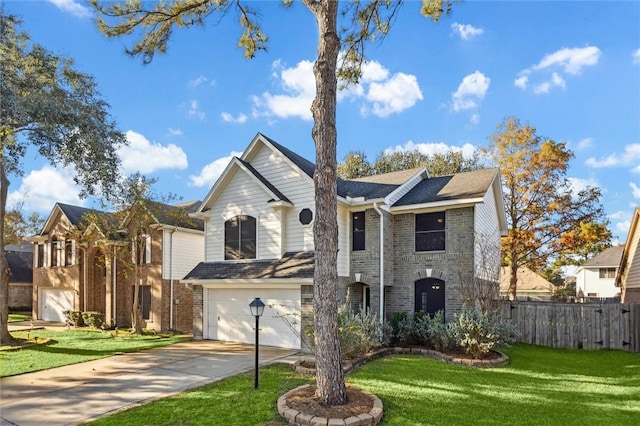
[81,311,104,328]
[338,303,386,358]
[390,311,414,346]
[414,310,454,352]
[63,310,84,327]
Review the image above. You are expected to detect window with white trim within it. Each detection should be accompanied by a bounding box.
[225,215,256,260]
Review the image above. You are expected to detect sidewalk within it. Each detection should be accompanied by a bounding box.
[0,340,299,426]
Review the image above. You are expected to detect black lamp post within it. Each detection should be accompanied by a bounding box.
[249,297,265,389]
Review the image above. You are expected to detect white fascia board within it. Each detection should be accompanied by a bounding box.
[234,158,286,203]
[389,198,484,214]
[255,134,315,185]
[183,279,313,289]
[40,204,64,235]
[155,224,204,235]
[340,197,386,209]
[491,172,509,236]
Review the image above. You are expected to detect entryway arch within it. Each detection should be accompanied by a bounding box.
[414,278,445,316]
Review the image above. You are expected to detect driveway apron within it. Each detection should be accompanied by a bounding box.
[0,340,297,426]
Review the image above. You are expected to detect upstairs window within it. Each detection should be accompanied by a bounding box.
[65,240,75,266]
[415,212,445,252]
[50,237,60,267]
[225,215,256,260]
[599,268,616,279]
[352,212,365,251]
[36,243,45,268]
[132,234,152,265]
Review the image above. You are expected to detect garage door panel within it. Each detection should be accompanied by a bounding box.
[41,289,74,322]
[206,288,301,349]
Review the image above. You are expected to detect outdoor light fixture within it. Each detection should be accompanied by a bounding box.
[249,297,265,388]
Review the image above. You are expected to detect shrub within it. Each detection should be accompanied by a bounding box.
[450,306,517,359]
[389,311,415,346]
[63,310,84,327]
[338,303,386,358]
[414,310,454,352]
[82,311,104,328]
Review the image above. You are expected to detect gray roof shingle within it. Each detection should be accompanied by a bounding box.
[583,245,624,268]
[183,251,314,280]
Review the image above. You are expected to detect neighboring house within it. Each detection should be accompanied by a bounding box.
[617,207,640,303]
[29,201,204,331]
[499,266,555,300]
[183,133,508,350]
[575,245,623,299]
[6,242,33,311]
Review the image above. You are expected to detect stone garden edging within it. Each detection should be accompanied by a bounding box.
[277,384,383,426]
[293,346,509,376]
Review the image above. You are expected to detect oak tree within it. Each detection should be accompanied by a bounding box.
[486,117,609,300]
[0,12,126,344]
[91,0,454,404]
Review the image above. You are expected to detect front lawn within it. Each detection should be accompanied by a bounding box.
[86,344,640,425]
[0,329,188,377]
[8,312,31,322]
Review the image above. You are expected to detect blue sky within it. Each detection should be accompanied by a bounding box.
[5,1,640,243]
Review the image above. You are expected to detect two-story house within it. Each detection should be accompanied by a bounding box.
[575,245,623,300]
[29,201,204,332]
[183,133,508,350]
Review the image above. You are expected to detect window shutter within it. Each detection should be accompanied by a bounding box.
[44,243,49,267]
[34,243,38,268]
[131,238,136,263]
[71,240,76,266]
[145,235,152,264]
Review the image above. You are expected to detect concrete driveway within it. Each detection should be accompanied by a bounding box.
[0,340,299,426]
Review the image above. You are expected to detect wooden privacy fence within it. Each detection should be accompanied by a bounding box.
[499,301,640,352]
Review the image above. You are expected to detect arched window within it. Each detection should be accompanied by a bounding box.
[225,215,256,260]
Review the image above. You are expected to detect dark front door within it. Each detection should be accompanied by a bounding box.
[415,278,445,316]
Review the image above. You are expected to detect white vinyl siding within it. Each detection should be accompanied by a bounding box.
[337,203,350,276]
[474,187,501,272]
[625,221,640,289]
[162,230,204,280]
[576,268,620,298]
[250,146,316,254]
[205,170,280,261]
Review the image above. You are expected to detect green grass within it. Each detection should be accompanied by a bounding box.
[8,312,31,322]
[348,345,640,425]
[86,344,640,426]
[88,363,310,426]
[0,329,187,377]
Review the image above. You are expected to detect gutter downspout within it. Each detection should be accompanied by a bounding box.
[169,227,177,331]
[373,202,385,329]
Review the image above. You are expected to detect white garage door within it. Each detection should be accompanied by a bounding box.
[206,288,301,349]
[41,288,74,322]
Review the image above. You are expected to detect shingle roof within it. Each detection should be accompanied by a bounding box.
[144,200,204,231]
[393,168,498,207]
[261,134,316,179]
[183,251,314,280]
[237,159,291,203]
[57,203,108,227]
[351,168,424,185]
[583,245,624,268]
[6,247,33,283]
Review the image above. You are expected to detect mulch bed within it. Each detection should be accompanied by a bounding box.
[286,385,374,420]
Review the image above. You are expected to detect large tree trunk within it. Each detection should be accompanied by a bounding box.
[305,0,347,406]
[509,261,518,301]
[0,161,17,345]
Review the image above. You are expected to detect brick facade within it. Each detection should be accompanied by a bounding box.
[342,207,476,323]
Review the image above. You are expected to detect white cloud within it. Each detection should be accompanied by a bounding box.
[516,46,600,94]
[532,46,601,75]
[118,130,188,174]
[7,166,86,213]
[514,75,528,90]
[451,22,484,40]
[470,113,480,125]
[576,138,593,150]
[384,140,477,159]
[252,58,423,120]
[46,0,91,18]
[252,60,315,121]
[451,71,490,112]
[631,182,640,199]
[221,112,248,124]
[189,151,242,187]
[187,100,205,120]
[616,219,631,235]
[189,76,214,87]
[633,48,640,64]
[365,73,423,118]
[567,177,599,195]
[167,128,183,136]
[585,143,640,169]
